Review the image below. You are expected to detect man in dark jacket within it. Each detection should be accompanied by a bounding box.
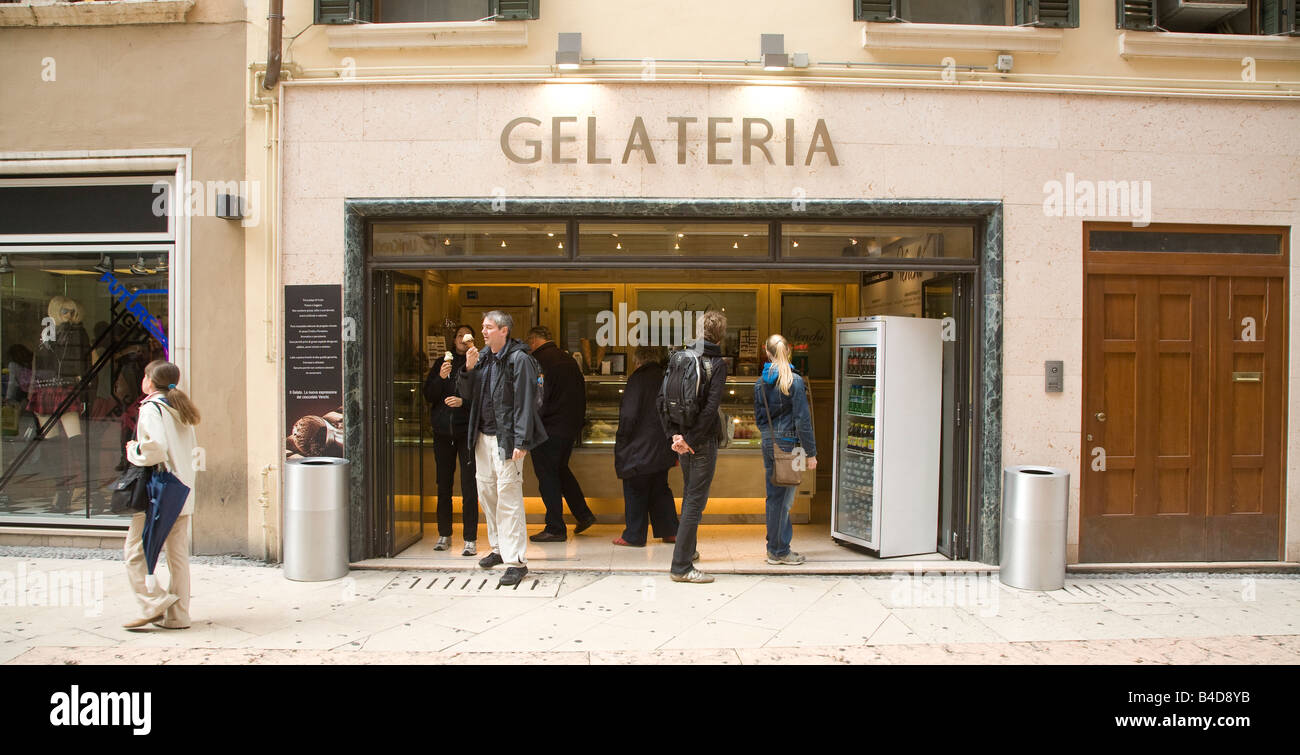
[458,311,547,587]
[662,310,728,583]
[525,326,596,542]
[614,345,679,547]
[422,324,478,556]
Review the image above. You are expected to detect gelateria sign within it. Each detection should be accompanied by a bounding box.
[500,116,839,166]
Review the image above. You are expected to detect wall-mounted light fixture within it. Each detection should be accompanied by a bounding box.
[556,32,582,70]
[0,256,12,275]
[93,254,113,274]
[761,34,789,71]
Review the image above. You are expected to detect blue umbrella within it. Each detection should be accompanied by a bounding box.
[142,467,191,592]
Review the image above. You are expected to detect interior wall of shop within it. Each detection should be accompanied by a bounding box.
[279,81,1298,564]
[0,2,252,554]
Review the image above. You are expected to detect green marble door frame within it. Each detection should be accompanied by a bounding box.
[341,198,1003,564]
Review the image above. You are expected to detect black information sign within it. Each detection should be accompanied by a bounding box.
[284,285,344,458]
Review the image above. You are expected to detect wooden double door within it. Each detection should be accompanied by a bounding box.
[1082,273,1285,562]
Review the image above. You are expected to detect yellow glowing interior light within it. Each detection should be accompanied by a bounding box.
[732,242,739,249]
[616,242,622,250]
[677,233,684,238]
[547,232,554,237]
[500,240,507,247]
[443,238,450,245]
[792,240,799,247]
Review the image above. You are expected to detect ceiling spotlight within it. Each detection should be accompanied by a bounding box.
[615,242,622,250]
[556,32,582,70]
[0,256,12,275]
[130,254,153,275]
[761,33,788,71]
[93,254,113,273]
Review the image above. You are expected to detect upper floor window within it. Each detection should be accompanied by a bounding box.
[855,0,1079,27]
[315,0,537,24]
[1118,0,1298,35]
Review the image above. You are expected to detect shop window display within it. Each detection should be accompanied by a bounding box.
[0,253,169,520]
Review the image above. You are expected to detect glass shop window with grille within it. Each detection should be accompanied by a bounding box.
[315,0,538,24]
[855,0,1079,27]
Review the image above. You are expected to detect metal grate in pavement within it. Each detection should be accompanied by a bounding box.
[1049,579,1226,604]
[382,571,563,598]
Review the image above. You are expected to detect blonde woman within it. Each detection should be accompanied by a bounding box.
[753,335,817,565]
[122,361,200,630]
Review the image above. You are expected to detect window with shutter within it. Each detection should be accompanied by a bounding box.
[493,0,539,20]
[1262,0,1300,35]
[1116,0,1158,30]
[315,0,363,24]
[1016,0,1078,27]
[855,0,901,22]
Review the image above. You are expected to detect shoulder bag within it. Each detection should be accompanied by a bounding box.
[759,380,802,487]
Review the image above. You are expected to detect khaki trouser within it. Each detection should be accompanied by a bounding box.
[124,512,191,628]
[474,434,527,567]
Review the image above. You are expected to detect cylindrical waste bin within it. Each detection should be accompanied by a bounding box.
[284,457,350,581]
[1000,465,1069,591]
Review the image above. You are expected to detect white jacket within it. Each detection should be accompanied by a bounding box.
[126,398,199,516]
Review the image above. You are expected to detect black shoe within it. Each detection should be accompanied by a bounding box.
[499,566,528,587]
[529,530,566,543]
[574,514,597,535]
[478,551,504,569]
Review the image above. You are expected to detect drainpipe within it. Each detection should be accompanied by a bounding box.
[264,0,284,90]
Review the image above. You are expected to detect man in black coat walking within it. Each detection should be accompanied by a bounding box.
[613,346,679,546]
[525,326,597,541]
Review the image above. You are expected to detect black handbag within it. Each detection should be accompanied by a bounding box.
[109,464,155,514]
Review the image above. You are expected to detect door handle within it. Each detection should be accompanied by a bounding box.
[1095,412,1106,422]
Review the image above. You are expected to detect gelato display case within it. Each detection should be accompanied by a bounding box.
[580,375,762,448]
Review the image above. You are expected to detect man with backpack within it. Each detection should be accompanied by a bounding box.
[658,310,728,584]
[459,311,548,587]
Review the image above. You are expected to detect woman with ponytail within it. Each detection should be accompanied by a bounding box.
[753,335,817,565]
[121,361,200,630]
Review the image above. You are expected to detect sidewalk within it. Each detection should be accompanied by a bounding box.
[2,554,1298,664]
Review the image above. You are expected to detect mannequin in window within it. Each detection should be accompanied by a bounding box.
[28,295,90,513]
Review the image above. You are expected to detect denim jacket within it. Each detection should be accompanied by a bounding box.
[752,363,817,457]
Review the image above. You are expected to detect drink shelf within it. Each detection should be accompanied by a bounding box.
[843,447,875,458]
[845,411,875,418]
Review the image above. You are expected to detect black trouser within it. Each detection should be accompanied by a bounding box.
[432,431,478,540]
[670,439,718,575]
[619,470,679,546]
[530,434,593,535]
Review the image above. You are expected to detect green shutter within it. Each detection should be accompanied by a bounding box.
[1261,0,1299,35]
[315,0,370,24]
[1116,0,1157,30]
[855,0,902,22]
[493,0,539,20]
[1017,0,1078,27]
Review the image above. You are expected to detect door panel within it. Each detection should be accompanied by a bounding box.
[1208,277,1283,560]
[1083,272,1284,562]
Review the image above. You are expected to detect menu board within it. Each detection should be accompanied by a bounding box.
[284,285,344,458]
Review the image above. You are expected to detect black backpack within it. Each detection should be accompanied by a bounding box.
[657,346,731,447]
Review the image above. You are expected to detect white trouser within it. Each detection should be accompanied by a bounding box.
[474,433,527,567]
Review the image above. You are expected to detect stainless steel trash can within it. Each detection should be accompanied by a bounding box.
[284,457,350,582]
[1000,465,1069,591]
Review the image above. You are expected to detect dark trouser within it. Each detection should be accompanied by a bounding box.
[432,431,478,540]
[670,439,718,575]
[620,470,679,546]
[531,434,593,535]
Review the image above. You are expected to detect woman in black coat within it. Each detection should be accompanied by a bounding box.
[423,325,479,555]
[613,346,680,546]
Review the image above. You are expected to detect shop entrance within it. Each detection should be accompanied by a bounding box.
[367,260,979,562]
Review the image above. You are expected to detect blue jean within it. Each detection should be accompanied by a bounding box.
[761,435,798,558]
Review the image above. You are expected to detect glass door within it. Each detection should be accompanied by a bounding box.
[923,274,971,560]
[371,271,424,557]
[832,325,878,548]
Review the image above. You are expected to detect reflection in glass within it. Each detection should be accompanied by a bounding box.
[579,222,767,257]
[372,222,567,258]
[782,224,973,259]
[0,253,170,520]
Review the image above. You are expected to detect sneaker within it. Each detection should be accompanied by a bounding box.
[478,551,504,569]
[499,566,528,587]
[432,536,451,551]
[766,551,806,565]
[670,568,714,584]
[462,541,477,557]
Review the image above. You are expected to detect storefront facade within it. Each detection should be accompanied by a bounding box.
[276,74,1297,565]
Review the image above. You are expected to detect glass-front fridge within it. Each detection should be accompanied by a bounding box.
[831,316,943,557]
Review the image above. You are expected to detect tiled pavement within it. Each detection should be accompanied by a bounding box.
[2,556,1298,664]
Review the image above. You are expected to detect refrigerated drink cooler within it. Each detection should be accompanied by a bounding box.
[831,316,942,557]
